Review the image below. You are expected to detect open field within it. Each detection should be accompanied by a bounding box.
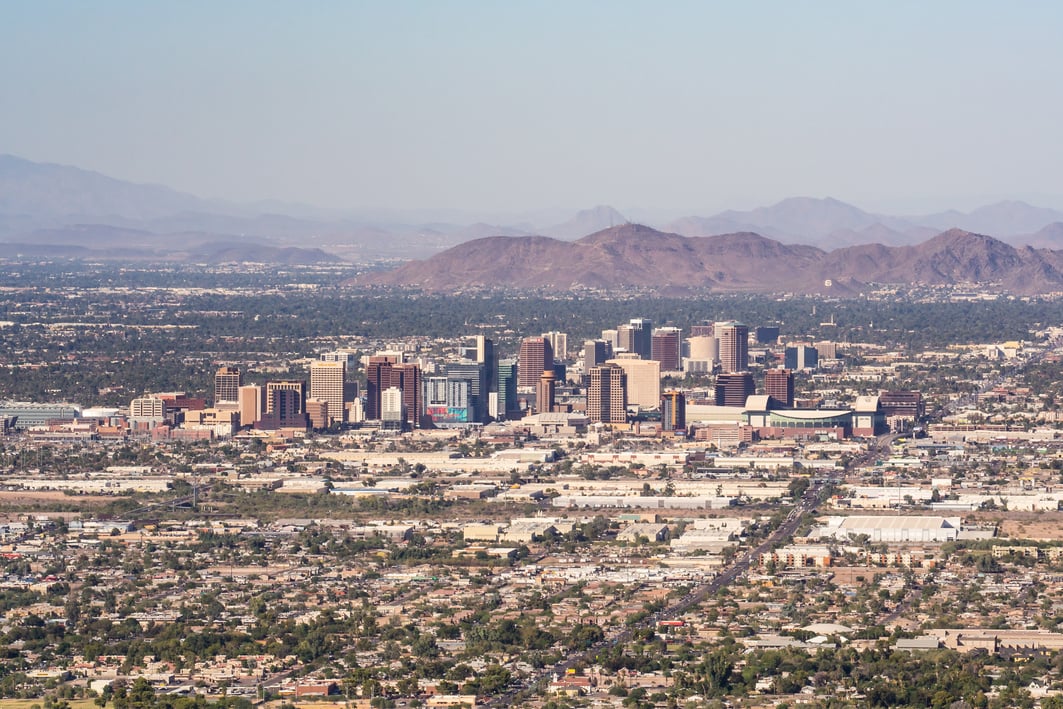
[0,700,105,709]
[0,490,116,505]
[969,510,1063,541]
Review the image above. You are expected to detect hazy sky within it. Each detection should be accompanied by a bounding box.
[3,2,1062,215]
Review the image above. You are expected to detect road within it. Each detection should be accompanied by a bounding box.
[486,477,831,707]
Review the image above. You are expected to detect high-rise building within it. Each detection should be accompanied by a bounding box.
[583,339,611,371]
[879,391,924,419]
[661,391,686,432]
[392,362,422,429]
[309,360,346,425]
[129,396,166,425]
[688,336,718,360]
[380,386,405,430]
[475,336,494,394]
[518,337,553,389]
[606,356,660,409]
[366,355,400,420]
[755,326,780,344]
[322,350,358,366]
[265,380,306,414]
[784,345,819,371]
[238,384,263,426]
[542,331,568,361]
[628,318,652,358]
[815,340,838,359]
[306,398,329,430]
[257,388,308,430]
[601,329,620,351]
[536,370,556,414]
[764,368,795,407]
[214,366,242,406]
[588,364,627,424]
[651,327,682,372]
[446,361,487,423]
[497,359,519,421]
[690,323,715,337]
[716,321,749,374]
[715,372,755,407]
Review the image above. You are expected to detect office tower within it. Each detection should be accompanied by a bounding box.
[518,337,553,389]
[365,354,402,420]
[616,324,635,354]
[265,380,306,414]
[392,363,422,428]
[309,360,346,425]
[716,321,749,373]
[238,384,263,426]
[257,388,307,430]
[425,377,448,408]
[651,327,682,372]
[606,356,661,409]
[784,345,819,371]
[446,379,471,418]
[380,387,405,430]
[601,329,620,351]
[447,361,487,423]
[714,372,755,407]
[815,340,838,359]
[755,326,780,344]
[583,339,611,371]
[542,331,568,361]
[588,364,627,424]
[425,374,468,426]
[214,366,241,406]
[347,399,365,424]
[130,396,166,419]
[536,370,556,414]
[322,350,358,366]
[627,318,652,358]
[688,335,719,362]
[306,398,329,430]
[690,323,715,337]
[661,391,686,432]
[879,391,925,419]
[497,359,519,421]
[764,368,795,407]
[475,335,494,393]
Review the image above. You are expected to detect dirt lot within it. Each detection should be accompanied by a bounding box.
[967,509,1063,540]
[0,489,115,517]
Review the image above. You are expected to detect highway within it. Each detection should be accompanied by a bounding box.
[486,477,831,707]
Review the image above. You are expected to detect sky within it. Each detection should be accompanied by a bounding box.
[3,2,1063,217]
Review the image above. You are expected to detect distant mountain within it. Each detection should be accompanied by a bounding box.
[0,154,216,220]
[6,154,1063,264]
[916,201,1063,237]
[665,197,927,248]
[357,224,1063,295]
[5,223,338,264]
[1013,222,1063,249]
[541,205,628,240]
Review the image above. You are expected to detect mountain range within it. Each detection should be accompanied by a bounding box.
[3,154,1063,274]
[356,224,1063,295]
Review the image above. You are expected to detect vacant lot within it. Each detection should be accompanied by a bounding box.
[968,509,1063,541]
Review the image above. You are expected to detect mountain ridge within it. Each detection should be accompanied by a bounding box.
[357,224,1063,295]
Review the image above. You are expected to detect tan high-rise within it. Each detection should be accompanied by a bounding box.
[214,366,242,406]
[716,321,749,373]
[310,360,346,425]
[588,364,627,424]
[606,356,660,409]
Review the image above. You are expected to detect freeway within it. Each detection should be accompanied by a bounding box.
[486,477,831,707]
